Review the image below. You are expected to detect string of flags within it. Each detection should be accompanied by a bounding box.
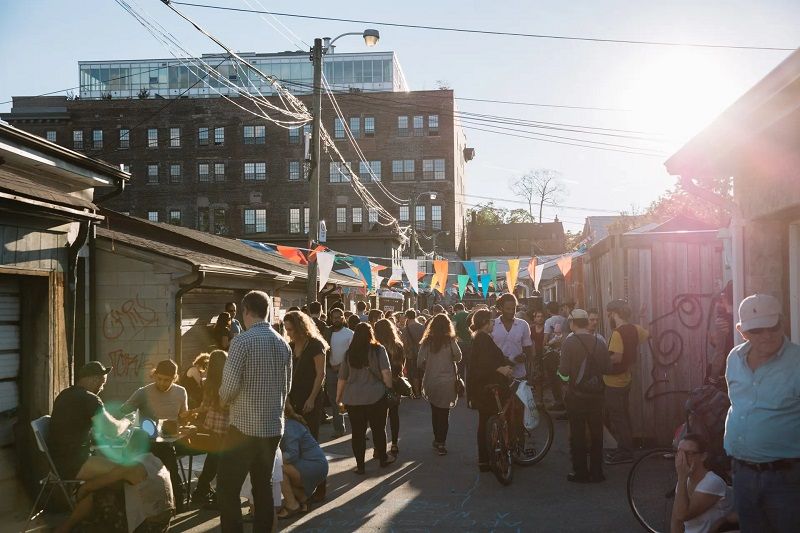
[240,239,577,299]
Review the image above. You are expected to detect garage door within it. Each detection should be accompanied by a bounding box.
[0,277,20,447]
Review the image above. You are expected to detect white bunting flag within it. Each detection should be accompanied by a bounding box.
[534,263,546,290]
[317,251,336,290]
[401,259,419,293]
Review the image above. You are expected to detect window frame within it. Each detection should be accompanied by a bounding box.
[352,207,363,232]
[364,116,375,137]
[243,208,267,234]
[413,115,424,136]
[336,207,347,232]
[415,205,426,230]
[349,117,360,138]
[334,118,345,139]
[169,163,181,183]
[244,161,267,181]
[392,159,415,181]
[147,128,158,149]
[147,210,159,222]
[198,127,209,146]
[432,204,443,230]
[72,130,84,150]
[92,129,103,149]
[119,128,130,149]
[288,160,301,181]
[45,130,56,143]
[169,209,182,225]
[198,162,211,182]
[214,162,226,182]
[146,163,159,184]
[289,208,301,234]
[214,127,225,146]
[169,127,181,148]
[397,116,409,137]
[428,114,439,136]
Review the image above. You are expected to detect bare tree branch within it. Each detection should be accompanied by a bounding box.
[511,169,565,223]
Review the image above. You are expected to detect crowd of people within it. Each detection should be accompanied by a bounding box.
[43,287,800,533]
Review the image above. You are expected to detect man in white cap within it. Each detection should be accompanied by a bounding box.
[725,293,800,532]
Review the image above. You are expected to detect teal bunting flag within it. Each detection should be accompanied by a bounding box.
[457,275,469,299]
[480,273,491,298]
[463,261,480,290]
[352,256,372,290]
[487,261,497,292]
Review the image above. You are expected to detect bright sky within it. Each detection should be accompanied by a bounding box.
[2,0,798,231]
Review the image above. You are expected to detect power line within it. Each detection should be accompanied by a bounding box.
[463,194,621,214]
[170,1,796,51]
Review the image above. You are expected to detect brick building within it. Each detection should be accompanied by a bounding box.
[4,53,473,261]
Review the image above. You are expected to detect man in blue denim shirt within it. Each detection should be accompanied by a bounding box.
[725,293,800,533]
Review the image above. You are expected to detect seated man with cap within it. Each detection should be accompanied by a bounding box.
[120,359,191,509]
[48,361,131,481]
[725,293,800,532]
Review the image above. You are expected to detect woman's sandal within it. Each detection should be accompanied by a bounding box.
[277,504,304,520]
[390,445,399,456]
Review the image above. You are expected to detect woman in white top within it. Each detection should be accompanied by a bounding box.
[671,433,733,533]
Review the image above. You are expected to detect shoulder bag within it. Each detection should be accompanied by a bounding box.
[366,347,400,408]
[450,341,466,397]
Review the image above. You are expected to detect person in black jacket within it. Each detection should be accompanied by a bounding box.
[467,309,514,472]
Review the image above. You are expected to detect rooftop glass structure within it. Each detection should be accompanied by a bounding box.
[78,51,408,99]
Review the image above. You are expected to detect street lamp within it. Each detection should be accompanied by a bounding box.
[307,29,380,303]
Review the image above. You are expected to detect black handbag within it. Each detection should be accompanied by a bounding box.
[366,347,400,408]
[393,375,413,397]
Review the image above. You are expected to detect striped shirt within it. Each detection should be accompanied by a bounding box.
[220,321,292,438]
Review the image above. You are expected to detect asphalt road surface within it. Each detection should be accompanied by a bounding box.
[171,397,644,533]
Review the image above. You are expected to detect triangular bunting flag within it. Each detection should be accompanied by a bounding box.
[352,256,372,290]
[317,251,335,289]
[401,259,419,293]
[431,259,449,294]
[527,257,536,283]
[534,263,545,291]
[277,245,308,265]
[488,261,497,292]
[457,275,469,299]
[463,261,480,290]
[507,259,520,293]
[557,256,573,280]
[479,273,491,299]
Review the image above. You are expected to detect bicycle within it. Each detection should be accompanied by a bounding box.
[485,378,554,485]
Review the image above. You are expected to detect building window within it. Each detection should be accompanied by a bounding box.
[432,204,442,230]
[169,164,181,183]
[169,209,182,225]
[364,116,375,137]
[423,158,446,180]
[303,207,309,234]
[92,129,103,149]
[428,114,439,136]
[415,205,425,230]
[397,116,408,137]
[119,128,130,149]
[198,163,210,182]
[244,162,267,181]
[289,208,301,234]
[198,127,209,146]
[244,125,266,145]
[334,118,345,139]
[198,207,209,232]
[45,130,56,142]
[288,160,301,181]
[147,164,159,184]
[413,115,424,136]
[212,207,227,235]
[73,130,83,150]
[147,211,159,222]
[243,208,267,234]
[392,159,415,181]
[352,207,363,232]
[368,208,378,229]
[359,161,381,182]
[329,161,351,183]
[147,128,158,148]
[214,127,225,146]
[399,205,409,223]
[169,127,181,147]
[214,162,225,182]
[121,163,130,174]
[336,207,347,232]
[349,117,360,138]
[288,126,300,144]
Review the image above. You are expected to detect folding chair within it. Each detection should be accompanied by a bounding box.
[24,415,83,531]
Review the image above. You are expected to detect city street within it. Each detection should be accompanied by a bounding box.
[172,399,642,532]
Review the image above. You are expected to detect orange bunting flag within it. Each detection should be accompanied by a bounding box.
[430,259,449,294]
[277,245,308,265]
[507,259,520,292]
[527,257,537,284]
[557,256,573,279]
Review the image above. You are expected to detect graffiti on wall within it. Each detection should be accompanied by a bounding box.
[102,296,157,340]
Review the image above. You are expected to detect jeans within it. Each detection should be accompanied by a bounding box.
[325,367,346,434]
[566,392,604,477]
[732,460,800,533]
[430,404,450,444]
[388,402,400,445]
[151,441,184,505]
[477,409,492,464]
[348,399,388,467]
[217,426,280,533]
[604,384,633,454]
[543,350,564,405]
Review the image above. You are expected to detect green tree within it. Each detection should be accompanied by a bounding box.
[470,202,508,225]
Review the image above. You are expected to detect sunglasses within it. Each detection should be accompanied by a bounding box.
[745,323,782,335]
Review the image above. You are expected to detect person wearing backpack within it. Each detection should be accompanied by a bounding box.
[558,309,610,483]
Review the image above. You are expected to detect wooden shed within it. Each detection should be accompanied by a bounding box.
[580,227,726,446]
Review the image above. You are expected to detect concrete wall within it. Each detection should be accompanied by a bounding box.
[95,249,176,403]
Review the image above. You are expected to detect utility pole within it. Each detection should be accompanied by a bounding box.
[307,38,323,304]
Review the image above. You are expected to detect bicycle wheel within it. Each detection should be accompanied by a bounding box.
[486,414,512,485]
[627,448,677,533]
[512,408,554,466]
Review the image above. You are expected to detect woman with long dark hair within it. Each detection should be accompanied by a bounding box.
[373,318,405,456]
[213,312,232,350]
[466,310,514,471]
[192,349,228,506]
[418,313,462,456]
[179,353,209,410]
[283,311,328,440]
[336,322,396,474]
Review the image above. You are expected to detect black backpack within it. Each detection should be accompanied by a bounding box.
[572,335,605,396]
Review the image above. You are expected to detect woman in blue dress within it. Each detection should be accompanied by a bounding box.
[278,403,329,519]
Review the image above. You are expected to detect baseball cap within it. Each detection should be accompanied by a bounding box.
[77,361,112,379]
[737,293,781,332]
[569,309,589,320]
[606,299,629,312]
